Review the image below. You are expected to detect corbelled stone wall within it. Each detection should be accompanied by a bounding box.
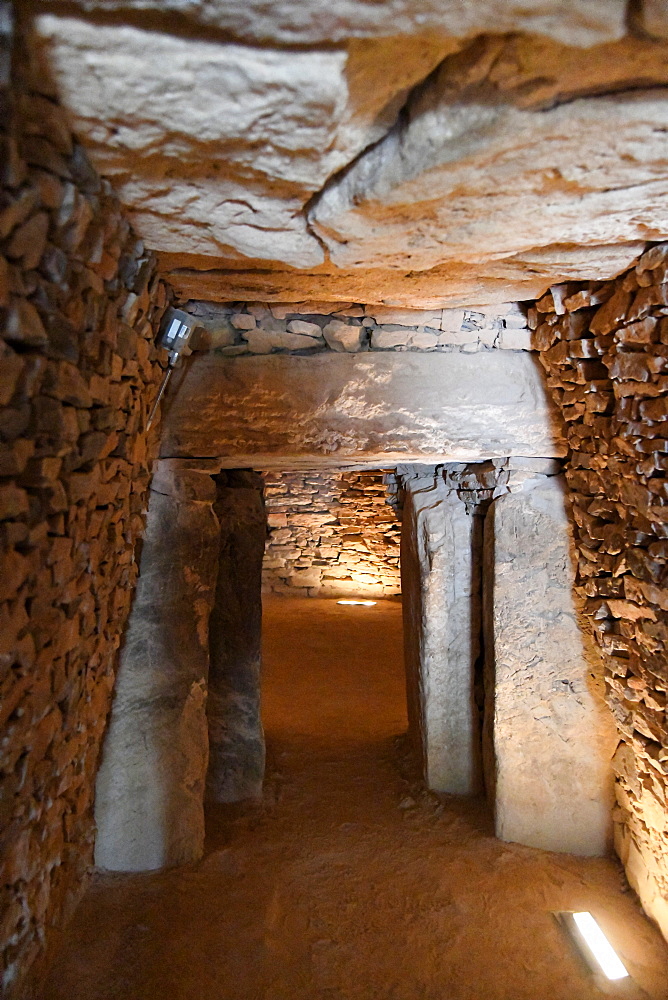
[533,246,668,938]
[262,470,401,597]
[0,16,168,995]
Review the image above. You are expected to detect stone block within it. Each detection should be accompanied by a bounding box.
[323,319,364,352]
[94,490,220,871]
[161,352,565,467]
[483,476,617,855]
[401,471,481,793]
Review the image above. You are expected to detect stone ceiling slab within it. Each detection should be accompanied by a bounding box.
[27,8,668,306]
[165,242,647,309]
[32,0,629,47]
[33,15,456,268]
[310,89,668,272]
[160,352,565,465]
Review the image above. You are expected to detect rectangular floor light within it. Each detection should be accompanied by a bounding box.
[558,911,629,982]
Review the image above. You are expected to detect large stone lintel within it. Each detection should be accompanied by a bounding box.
[161,352,565,466]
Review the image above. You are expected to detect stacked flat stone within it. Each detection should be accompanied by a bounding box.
[533,247,668,938]
[0,24,168,995]
[185,300,531,355]
[262,470,401,596]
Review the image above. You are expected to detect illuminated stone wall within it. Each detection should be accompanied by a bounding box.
[262,469,401,597]
[533,247,668,938]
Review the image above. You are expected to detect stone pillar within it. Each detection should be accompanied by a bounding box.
[206,471,267,803]
[400,469,482,794]
[94,462,221,871]
[483,475,617,856]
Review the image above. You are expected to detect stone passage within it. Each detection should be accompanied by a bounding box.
[262,469,401,597]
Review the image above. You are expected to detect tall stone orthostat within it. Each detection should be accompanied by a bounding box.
[401,470,482,795]
[94,470,220,871]
[207,472,267,803]
[483,476,617,856]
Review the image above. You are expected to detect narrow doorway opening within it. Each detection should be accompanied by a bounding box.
[258,468,408,801]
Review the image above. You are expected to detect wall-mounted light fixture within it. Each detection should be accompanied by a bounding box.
[147,308,199,430]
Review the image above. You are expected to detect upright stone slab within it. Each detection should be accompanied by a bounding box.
[401,470,482,794]
[207,471,267,802]
[483,476,617,855]
[94,466,220,871]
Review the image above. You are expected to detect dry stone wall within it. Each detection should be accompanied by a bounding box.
[185,300,530,356]
[533,246,668,937]
[0,15,169,996]
[262,470,401,597]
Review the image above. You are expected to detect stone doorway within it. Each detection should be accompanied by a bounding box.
[92,455,617,874]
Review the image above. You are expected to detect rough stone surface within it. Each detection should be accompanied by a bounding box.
[29,1,629,46]
[484,477,617,855]
[33,15,456,269]
[400,472,482,794]
[160,352,565,467]
[29,12,668,306]
[0,22,169,995]
[94,478,220,870]
[311,71,668,272]
[532,246,668,938]
[182,300,528,354]
[207,471,266,803]
[262,470,401,598]
[166,243,649,310]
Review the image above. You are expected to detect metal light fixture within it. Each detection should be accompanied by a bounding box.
[147,308,199,429]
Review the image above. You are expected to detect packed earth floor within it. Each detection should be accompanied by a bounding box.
[41,598,668,1000]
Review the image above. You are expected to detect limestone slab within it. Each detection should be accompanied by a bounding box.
[311,87,668,274]
[401,473,482,793]
[160,352,565,465]
[164,242,647,310]
[94,487,220,871]
[483,477,618,856]
[34,16,454,268]
[36,1,627,46]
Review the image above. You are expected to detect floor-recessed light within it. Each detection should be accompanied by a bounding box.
[559,911,629,982]
[337,599,377,606]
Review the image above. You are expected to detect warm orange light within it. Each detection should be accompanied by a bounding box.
[337,599,377,607]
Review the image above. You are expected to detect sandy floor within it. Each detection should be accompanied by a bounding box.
[40,597,668,1000]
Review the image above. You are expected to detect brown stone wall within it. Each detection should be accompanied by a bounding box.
[532,248,668,937]
[262,470,401,597]
[0,16,168,994]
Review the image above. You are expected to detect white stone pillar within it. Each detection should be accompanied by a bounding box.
[483,475,617,855]
[401,470,482,794]
[94,462,220,871]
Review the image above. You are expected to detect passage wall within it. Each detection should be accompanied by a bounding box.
[532,247,668,939]
[262,469,401,597]
[0,18,168,995]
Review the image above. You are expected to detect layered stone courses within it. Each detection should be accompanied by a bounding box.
[186,299,530,355]
[0,23,168,996]
[533,245,668,937]
[262,470,401,598]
